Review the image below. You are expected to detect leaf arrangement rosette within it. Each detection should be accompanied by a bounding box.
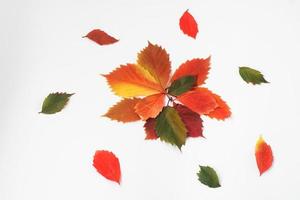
[104,42,231,149]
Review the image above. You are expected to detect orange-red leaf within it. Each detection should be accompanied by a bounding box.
[93,150,121,184]
[144,118,158,140]
[104,64,162,97]
[171,57,210,86]
[179,10,199,39]
[84,29,118,45]
[177,88,217,115]
[104,98,141,122]
[255,136,273,176]
[206,93,231,120]
[137,42,171,89]
[135,93,165,120]
[174,104,203,138]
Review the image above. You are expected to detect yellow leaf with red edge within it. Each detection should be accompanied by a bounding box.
[255,136,273,175]
[206,93,231,120]
[104,64,162,97]
[135,93,165,120]
[104,98,141,122]
[177,88,217,115]
[171,57,210,86]
[137,42,171,89]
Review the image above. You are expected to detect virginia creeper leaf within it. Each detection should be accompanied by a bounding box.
[104,64,162,97]
[197,166,221,188]
[179,10,198,39]
[40,92,74,114]
[168,75,196,96]
[83,29,118,45]
[177,88,217,115]
[135,93,165,120]
[205,93,231,120]
[155,106,187,149]
[137,42,171,89]
[174,104,203,138]
[255,136,273,175]
[144,118,158,140]
[239,67,269,85]
[93,150,121,184]
[104,98,141,122]
[171,57,210,86]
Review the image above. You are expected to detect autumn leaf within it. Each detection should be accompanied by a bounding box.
[239,67,269,85]
[83,29,118,45]
[171,57,211,86]
[179,10,199,39]
[93,150,121,184]
[197,166,221,188]
[168,75,196,96]
[104,98,141,122]
[39,92,74,114]
[205,93,231,120]
[177,88,217,115]
[144,118,158,140]
[174,104,203,138]
[135,93,165,120]
[255,136,273,175]
[155,106,187,149]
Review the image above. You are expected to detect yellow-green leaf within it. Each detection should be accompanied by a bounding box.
[239,67,269,85]
[40,92,74,114]
[197,165,221,188]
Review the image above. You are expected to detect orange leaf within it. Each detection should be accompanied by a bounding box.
[137,42,171,89]
[84,29,118,45]
[177,88,217,115]
[104,98,141,122]
[144,118,158,140]
[171,57,210,86]
[135,93,165,120]
[206,93,231,120]
[93,150,121,184]
[104,64,162,97]
[255,136,273,175]
[179,10,199,39]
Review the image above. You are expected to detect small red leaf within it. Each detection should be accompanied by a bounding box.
[255,136,273,176]
[174,104,203,138]
[144,118,158,140]
[84,29,118,45]
[93,150,121,184]
[179,10,199,39]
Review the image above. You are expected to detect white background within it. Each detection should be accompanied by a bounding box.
[1,0,300,199]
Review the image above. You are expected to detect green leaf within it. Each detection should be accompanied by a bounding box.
[40,92,74,114]
[155,106,187,149]
[197,166,221,188]
[239,67,269,85]
[168,75,196,96]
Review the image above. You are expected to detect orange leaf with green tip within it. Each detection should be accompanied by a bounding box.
[255,136,273,175]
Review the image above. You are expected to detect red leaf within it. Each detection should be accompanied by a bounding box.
[205,93,231,120]
[171,57,210,86]
[177,88,217,115]
[84,29,118,45]
[255,136,273,175]
[144,118,158,140]
[179,10,199,39]
[174,104,203,138]
[93,150,121,184]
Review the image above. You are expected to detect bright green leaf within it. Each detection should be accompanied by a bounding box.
[197,165,221,188]
[168,75,196,96]
[239,67,269,85]
[155,106,187,149]
[40,92,74,114]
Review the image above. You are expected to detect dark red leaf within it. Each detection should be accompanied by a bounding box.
[144,118,158,140]
[84,29,118,45]
[179,10,199,39]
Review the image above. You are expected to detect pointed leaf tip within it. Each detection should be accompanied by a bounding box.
[179,9,199,39]
[255,136,273,175]
[84,29,118,46]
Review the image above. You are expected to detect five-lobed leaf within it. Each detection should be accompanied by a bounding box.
[84,29,118,45]
[197,166,221,188]
[168,75,196,96]
[239,67,269,85]
[40,92,74,114]
[155,106,187,149]
[255,136,273,175]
